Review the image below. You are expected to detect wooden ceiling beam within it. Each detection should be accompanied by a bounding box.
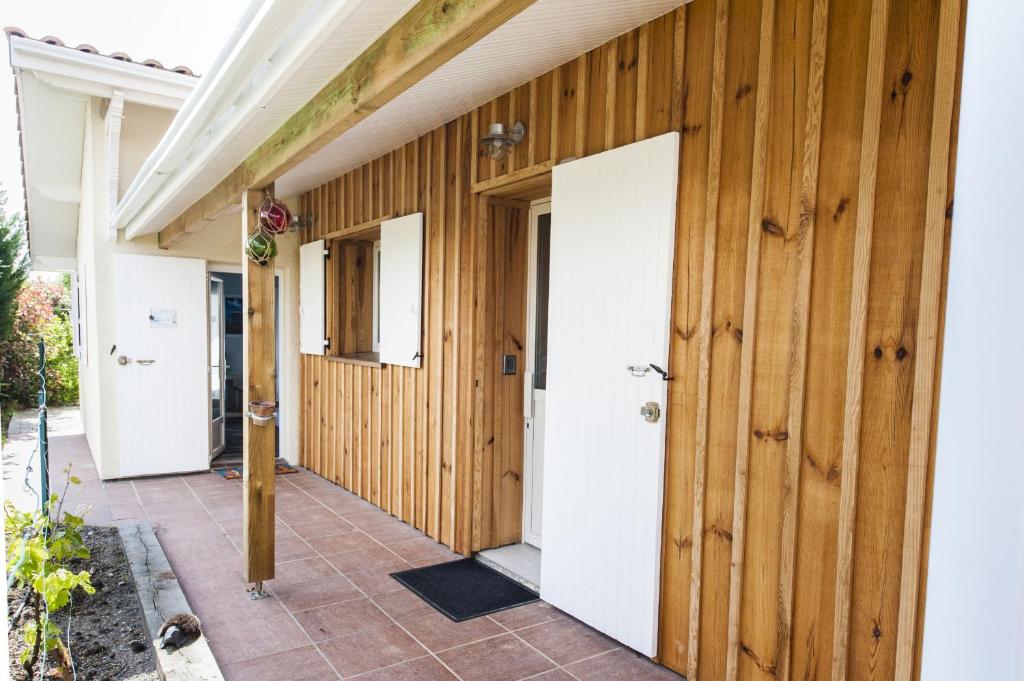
[158,0,535,248]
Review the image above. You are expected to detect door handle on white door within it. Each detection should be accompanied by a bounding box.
[137,359,156,366]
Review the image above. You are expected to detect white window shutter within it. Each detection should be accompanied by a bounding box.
[299,239,326,355]
[380,213,423,368]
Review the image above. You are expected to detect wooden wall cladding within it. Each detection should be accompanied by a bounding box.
[658,0,964,680]
[299,9,682,554]
[298,1,964,679]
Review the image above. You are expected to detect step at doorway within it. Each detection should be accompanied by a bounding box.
[475,543,541,593]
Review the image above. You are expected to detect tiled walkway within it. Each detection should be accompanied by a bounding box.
[39,428,682,680]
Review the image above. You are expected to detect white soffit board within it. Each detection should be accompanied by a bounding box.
[299,239,327,355]
[18,76,87,270]
[127,0,418,237]
[275,0,686,197]
[380,213,423,368]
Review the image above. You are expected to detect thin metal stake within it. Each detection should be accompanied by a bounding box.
[37,339,49,514]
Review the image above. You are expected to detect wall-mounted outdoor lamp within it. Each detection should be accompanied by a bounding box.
[480,121,526,161]
[289,213,314,232]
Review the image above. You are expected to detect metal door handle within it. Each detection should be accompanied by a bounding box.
[137,359,156,366]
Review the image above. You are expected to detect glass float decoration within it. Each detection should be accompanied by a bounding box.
[245,229,278,265]
[258,194,292,234]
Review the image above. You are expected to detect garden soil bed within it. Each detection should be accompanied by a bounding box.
[8,526,159,681]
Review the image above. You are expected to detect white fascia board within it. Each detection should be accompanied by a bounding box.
[9,37,194,109]
[117,0,368,240]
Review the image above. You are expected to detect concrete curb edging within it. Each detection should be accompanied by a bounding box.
[119,523,224,681]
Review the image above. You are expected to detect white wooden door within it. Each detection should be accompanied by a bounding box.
[115,254,209,477]
[523,200,551,549]
[540,132,680,657]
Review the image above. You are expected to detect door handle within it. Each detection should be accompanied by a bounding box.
[137,359,156,366]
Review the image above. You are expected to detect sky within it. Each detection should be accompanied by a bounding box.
[0,0,251,214]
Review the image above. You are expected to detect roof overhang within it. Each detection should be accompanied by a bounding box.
[8,36,194,270]
[116,0,418,240]
[122,0,686,245]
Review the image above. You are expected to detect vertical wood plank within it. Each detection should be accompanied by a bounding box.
[636,23,651,141]
[688,1,729,678]
[830,1,889,677]
[774,1,829,679]
[723,0,775,676]
[893,2,962,678]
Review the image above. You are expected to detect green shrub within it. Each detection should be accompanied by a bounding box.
[5,468,94,678]
[0,277,79,412]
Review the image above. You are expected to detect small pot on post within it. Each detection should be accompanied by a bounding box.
[247,400,277,426]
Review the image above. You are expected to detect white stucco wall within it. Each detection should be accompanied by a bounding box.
[920,2,1024,679]
[75,96,300,478]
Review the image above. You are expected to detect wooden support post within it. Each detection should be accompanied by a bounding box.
[242,188,276,585]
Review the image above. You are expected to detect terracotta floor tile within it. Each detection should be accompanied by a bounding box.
[318,623,427,677]
[350,656,458,680]
[438,633,555,681]
[360,519,426,545]
[516,617,619,666]
[273,556,339,585]
[285,517,358,540]
[203,612,308,665]
[388,537,462,564]
[372,588,437,623]
[489,602,564,631]
[275,536,319,563]
[308,530,379,556]
[565,648,685,680]
[293,597,391,642]
[221,645,339,681]
[325,545,409,574]
[273,575,363,612]
[345,566,408,597]
[400,610,506,652]
[277,503,342,524]
[524,670,576,681]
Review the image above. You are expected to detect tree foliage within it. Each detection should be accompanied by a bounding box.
[0,278,79,410]
[0,188,29,341]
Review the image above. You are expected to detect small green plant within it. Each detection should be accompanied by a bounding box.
[5,467,94,679]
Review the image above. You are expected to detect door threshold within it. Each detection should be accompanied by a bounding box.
[476,543,541,592]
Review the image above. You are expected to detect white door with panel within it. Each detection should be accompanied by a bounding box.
[114,254,209,477]
[209,275,226,459]
[523,200,551,549]
[540,132,680,656]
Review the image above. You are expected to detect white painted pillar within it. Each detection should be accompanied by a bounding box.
[921,3,1024,680]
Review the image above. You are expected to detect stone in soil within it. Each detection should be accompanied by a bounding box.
[7,526,159,681]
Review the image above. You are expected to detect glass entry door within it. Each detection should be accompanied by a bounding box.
[523,199,551,548]
[209,275,225,459]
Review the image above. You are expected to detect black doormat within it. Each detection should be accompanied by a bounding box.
[390,558,539,622]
